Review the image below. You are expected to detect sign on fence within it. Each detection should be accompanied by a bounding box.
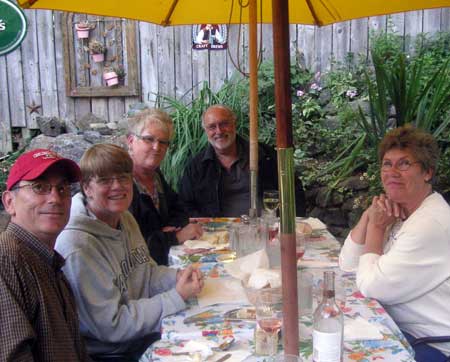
[192,24,227,50]
[0,0,27,56]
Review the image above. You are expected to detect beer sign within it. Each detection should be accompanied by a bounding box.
[0,0,28,56]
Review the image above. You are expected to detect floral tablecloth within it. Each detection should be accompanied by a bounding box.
[141,227,416,362]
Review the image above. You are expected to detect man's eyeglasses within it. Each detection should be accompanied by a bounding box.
[133,133,170,147]
[13,182,73,197]
[203,120,233,132]
[94,173,133,187]
[381,159,421,172]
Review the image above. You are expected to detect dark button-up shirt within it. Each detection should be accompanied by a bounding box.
[0,223,90,361]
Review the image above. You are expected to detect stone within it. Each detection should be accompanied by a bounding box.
[77,113,106,132]
[28,134,93,163]
[37,116,65,137]
[348,98,370,115]
[316,187,344,208]
[339,175,369,191]
[348,209,364,228]
[318,88,331,106]
[322,208,348,226]
[323,102,337,116]
[127,102,149,117]
[322,115,340,130]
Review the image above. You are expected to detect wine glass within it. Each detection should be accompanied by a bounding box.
[263,190,279,216]
[255,288,283,358]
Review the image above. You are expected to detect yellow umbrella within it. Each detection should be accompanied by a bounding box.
[18,0,449,26]
[18,0,450,355]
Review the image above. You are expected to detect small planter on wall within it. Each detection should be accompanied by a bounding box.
[104,70,119,87]
[75,23,91,39]
[92,53,105,63]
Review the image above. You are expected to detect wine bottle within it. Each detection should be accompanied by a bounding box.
[312,271,344,362]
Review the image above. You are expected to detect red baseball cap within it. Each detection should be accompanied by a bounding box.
[6,149,81,191]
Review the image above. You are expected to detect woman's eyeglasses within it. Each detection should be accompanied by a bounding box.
[94,174,133,187]
[133,133,170,147]
[381,159,421,172]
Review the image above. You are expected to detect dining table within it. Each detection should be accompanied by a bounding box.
[140,217,416,362]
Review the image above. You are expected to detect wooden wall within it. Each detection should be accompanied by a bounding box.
[0,8,449,153]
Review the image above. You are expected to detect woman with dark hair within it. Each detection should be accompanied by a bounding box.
[339,125,450,362]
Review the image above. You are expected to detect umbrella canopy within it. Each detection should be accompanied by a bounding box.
[18,0,449,26]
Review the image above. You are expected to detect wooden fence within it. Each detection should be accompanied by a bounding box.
[1,8,449,153]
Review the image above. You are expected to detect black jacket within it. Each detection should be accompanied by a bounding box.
[178,136,306,217]
[129,170,188,265]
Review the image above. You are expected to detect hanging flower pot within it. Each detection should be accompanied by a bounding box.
[75,22,91,39]
[103,70,119,87]
[88,40,106,63]
[92,53,105,63]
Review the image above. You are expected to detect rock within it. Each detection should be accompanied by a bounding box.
[322,115,340,130]
[322,208,348,226]
[348,98,370,115]
[106,122,118,130]
[37,116,65,137]
[28,134,93,163]
[309,207,326,220]
[83,131,104,144]
[316,187,344,208]
[318,88,331,106]
[77,113,107,132]
[323,102,338,116]
[348,209,363,228]
[338,175,369,191]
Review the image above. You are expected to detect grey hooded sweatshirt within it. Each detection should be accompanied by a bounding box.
[55,193,186,356]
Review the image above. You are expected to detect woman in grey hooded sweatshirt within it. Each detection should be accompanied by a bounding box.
[55,144,203,362]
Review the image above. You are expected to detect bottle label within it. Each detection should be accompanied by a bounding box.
[312,330,342,362]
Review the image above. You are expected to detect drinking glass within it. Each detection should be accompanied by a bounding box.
[295,231,306,259]
[255,289,283,358]
[263,190,280,215]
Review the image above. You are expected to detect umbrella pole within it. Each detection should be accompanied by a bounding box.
[248,0,259,218]
[272,0,299,355]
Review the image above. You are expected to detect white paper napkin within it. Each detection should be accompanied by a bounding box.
[224,249,269,281]
[184,239,229,250]
[197,278,248,307]
[344,316,384,341]
[300,217,327,230]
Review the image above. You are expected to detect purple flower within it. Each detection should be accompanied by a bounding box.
[296,90,305,97]
[346,89,357,99]
[310,83,322,91]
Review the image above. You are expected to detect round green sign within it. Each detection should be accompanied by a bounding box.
[0,0,28,56]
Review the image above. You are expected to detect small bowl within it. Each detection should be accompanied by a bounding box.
[242,280,281,305]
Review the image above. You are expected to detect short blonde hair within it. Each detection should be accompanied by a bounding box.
[128,108,174,140]
[201,104,237,127]
[80,144,133,188]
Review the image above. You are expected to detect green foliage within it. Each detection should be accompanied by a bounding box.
[0,149,24,197]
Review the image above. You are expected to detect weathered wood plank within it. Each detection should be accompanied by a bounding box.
[191,36,210,98]
[315,25,333,72]
[350,18,369,61]
[21,10,41,129]
[226,24,244,81]
[332,20,351,65]
[261,24,274,61]
[139,22,159,105]
[209,45,228,92]
[423,8,442,34]
[54,12,75,124]
[108,98,125,123]
[158,27,176,100]
[442,8,450,31]
[174,26,193,102]
[36,10,59,118]
[297,24,316,69]
[6,49,26,127]
[404,10,423,53]
[88,15,108,120]
[0,56,12,153]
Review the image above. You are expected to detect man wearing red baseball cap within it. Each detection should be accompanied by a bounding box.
[0,149,90,361]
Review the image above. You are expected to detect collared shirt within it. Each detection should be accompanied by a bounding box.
[134,173,164,212]
[0,223,90,361]
[220,141,252,217]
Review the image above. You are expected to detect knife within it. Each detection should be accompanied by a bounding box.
[215,353,232,362]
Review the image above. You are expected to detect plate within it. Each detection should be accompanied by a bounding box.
[216,253,236,263]
[224,307,256,321]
